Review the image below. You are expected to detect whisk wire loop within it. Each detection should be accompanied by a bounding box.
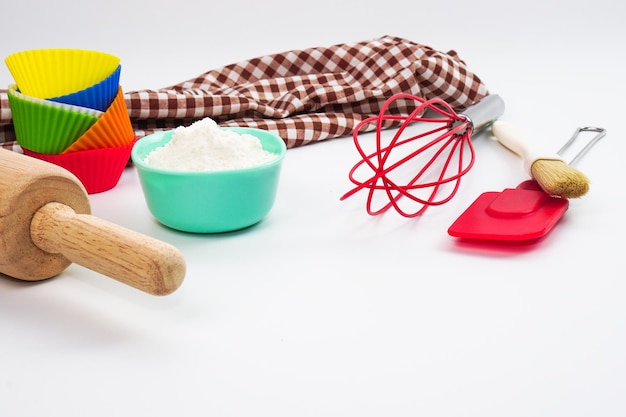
[341,93,477,217]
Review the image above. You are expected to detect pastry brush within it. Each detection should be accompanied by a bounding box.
[491,120,595,198]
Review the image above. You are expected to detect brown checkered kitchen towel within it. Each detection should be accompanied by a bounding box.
[0,35,489,150]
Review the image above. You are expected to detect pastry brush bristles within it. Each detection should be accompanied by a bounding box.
[491,121,604,199]
[530,159,590,198]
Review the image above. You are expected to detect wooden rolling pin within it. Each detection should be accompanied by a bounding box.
[0,148,185,296]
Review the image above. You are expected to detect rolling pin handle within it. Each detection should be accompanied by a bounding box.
[30,202,185,296]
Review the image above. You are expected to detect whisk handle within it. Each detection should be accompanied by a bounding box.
[461,94,506,133]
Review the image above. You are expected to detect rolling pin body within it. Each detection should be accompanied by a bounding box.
[0,149,185,295]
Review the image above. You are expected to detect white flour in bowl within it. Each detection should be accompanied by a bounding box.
[143,118,278,171]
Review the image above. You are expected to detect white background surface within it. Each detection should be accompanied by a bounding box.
[1,1,625,416]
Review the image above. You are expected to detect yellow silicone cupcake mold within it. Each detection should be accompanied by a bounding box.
[5,48,120,99]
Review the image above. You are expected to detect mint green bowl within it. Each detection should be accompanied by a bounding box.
[131,127,286,233]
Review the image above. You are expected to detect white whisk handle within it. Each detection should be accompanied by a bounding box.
[491,120,563,175]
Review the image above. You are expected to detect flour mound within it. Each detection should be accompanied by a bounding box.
[143,118,278,171]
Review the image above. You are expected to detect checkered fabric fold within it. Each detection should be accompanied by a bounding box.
[0,35,489,150]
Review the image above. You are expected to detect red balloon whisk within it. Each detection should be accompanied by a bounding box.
[340,93,505,217]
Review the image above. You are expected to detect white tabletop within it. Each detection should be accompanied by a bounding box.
[1,1,625,416]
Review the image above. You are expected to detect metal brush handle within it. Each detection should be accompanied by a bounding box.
[460,94,506,134]
[557,126,607,166]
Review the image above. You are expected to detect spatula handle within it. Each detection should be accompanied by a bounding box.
[30,202,185,296]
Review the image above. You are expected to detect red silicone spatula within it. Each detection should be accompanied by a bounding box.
[447,180,569,241]
[448,124,606,242]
